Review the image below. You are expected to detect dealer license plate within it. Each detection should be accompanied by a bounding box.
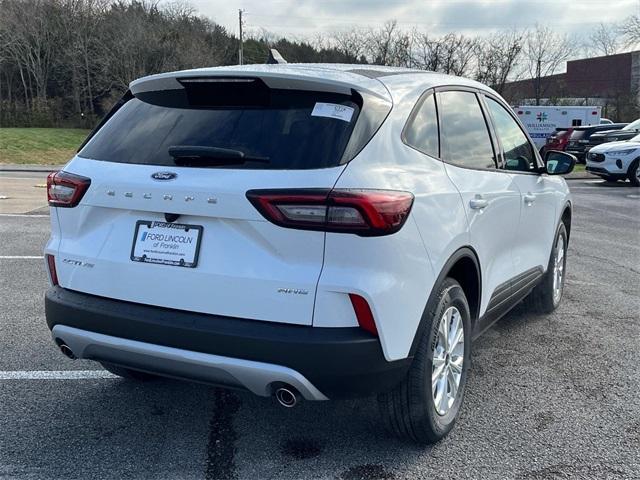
[130,220,202,268]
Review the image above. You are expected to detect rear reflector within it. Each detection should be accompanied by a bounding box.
[47,171,91,208]
[46,254,59,286]
[246,189,414,236]
[349,294,377,336]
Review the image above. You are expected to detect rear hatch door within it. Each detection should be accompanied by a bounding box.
[54,77,373,326]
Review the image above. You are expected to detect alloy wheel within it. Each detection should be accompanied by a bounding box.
[431,306,465,416]
[552,233,565,304]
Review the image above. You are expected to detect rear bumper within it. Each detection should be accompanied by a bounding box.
[52,324,329,400]
[45,287,411,399]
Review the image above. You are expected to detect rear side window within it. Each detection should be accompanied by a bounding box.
[438,91,495,169]
[79,89,360,170]
[404,93,439,157]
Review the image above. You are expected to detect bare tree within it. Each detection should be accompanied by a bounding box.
[410,31,478,76]
[411,32,447,71]
[366,20,410,66]
[475,30,523,94]
[439,33,478,76]
[587,22,621,56]
[621,13,640,48]
[521,25,574,105]
[6,2,633,128]
[331,28,368,63]
[0,0,63,105]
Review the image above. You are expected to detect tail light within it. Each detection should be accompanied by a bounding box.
[47,171,91,208]
[46,254,59,286]
[349,293,377,336]
[246,189,414,237]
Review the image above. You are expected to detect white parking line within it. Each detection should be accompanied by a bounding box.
[0,370,117,380]
[0,255,43,259]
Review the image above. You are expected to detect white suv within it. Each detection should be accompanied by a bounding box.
[44,64,575,444]
[586,134,640,186]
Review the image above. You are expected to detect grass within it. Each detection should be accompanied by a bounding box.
[0,128,90,165]
[573,163,586,173]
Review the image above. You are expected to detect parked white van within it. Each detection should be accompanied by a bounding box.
[513,106,602,150]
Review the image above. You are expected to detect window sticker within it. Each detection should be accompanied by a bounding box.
[311,102,355,122]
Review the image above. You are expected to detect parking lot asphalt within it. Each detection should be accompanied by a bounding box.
[0,176,638,480]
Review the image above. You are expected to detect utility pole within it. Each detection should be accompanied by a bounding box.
[238,9,244,65]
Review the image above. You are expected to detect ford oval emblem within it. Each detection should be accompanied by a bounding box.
[151,171,178,181]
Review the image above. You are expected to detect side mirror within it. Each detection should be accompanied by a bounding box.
[544,150,576,175]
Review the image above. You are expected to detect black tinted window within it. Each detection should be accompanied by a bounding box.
[569,129,586,140]
[404,93,438,157]
[439,91,495,169]
[485,97,536,172]
[79,90,359,169]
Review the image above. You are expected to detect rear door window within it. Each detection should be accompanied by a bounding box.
[79,89,360,170]
[438,90,496,169]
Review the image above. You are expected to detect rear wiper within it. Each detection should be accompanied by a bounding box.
[168,146,270,166]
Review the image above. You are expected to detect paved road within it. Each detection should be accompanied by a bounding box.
[0,178,638,480]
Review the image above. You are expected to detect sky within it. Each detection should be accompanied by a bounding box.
[190,0,638,39]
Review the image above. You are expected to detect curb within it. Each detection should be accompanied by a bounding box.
[0,165,63,173]
[564,175,591,180]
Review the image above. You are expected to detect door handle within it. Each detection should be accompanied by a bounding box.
[523,193,536,205]
[469,196,488,210]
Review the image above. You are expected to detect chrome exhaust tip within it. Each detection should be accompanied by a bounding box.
[56,340,76,360]
[275,387,299,408]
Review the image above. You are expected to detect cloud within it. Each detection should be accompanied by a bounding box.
[189,0,636,38]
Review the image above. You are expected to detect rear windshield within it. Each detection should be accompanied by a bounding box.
[623,119,640,130]
[552,129,570,138]
[79,89,360,169]
[569,129,586,140]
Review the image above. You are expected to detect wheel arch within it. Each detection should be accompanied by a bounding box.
[627,157,640,185]
[409,246,481,357]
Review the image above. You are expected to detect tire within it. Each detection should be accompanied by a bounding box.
[525,222,568,314]
[628,159,640,187]
[100,362,158,381]
[378,278,471,444]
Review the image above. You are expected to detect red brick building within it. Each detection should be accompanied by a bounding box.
[502,51,640,121]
